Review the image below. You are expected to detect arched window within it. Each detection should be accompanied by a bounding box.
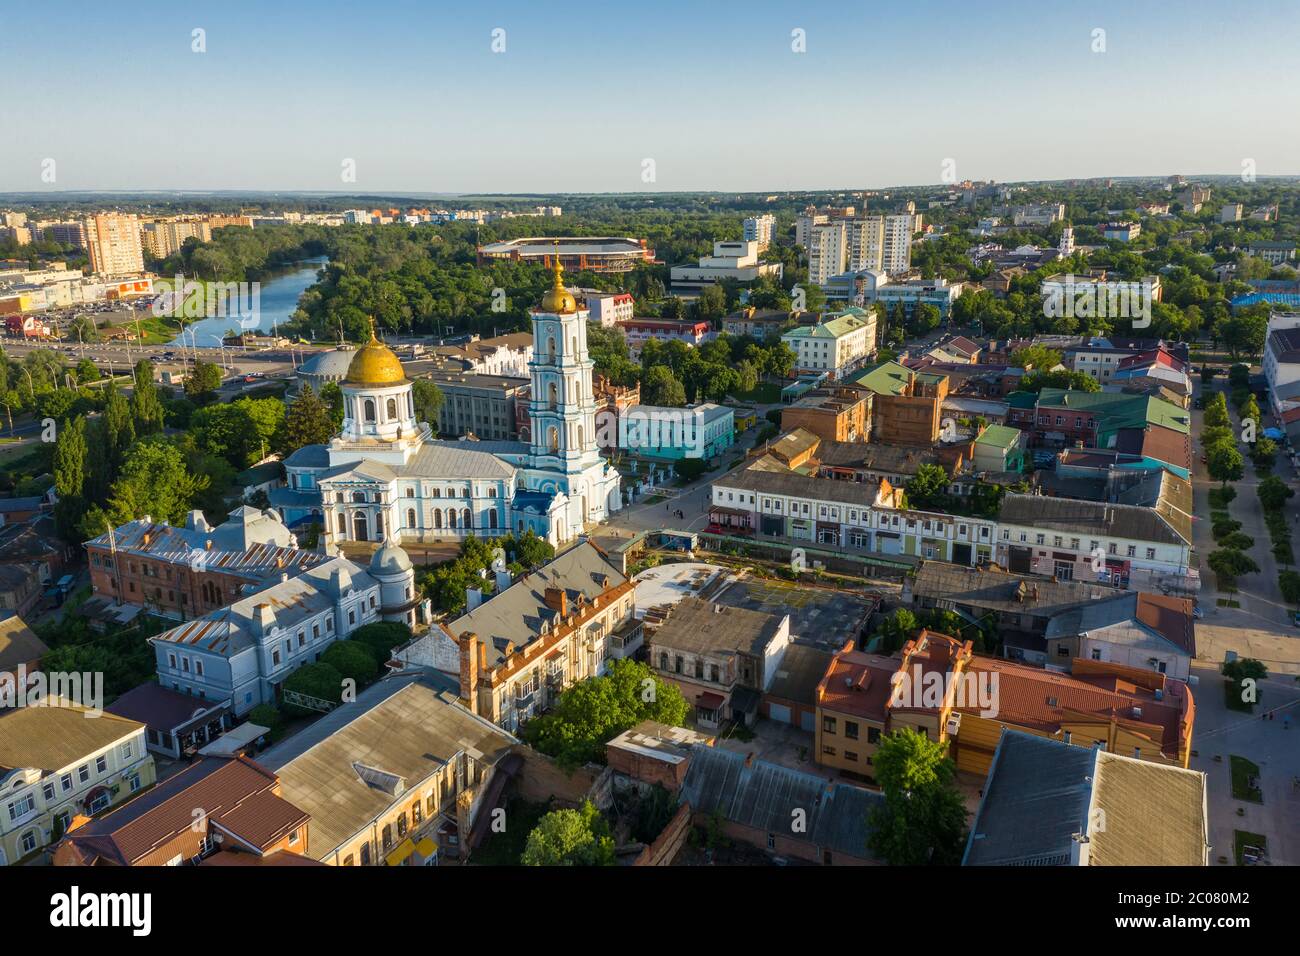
[353,491,366,503]
[578,425,585,448]
[547,381,558,409]
[547,426,559,453]
[353,513,368,541]
[547,335,556,360]
[406,508,416,529]
[462,508,472,529]
[364,399,376,422]
[387,398,397,419]
[660,652,669,670]
[337,512,346,534]
[448,509,457,530]
[375,513,384,535]
[434,509,442,529]
[570,336,577,356]
[488,510,498,530]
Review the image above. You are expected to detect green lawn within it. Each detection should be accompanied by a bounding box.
[1234,830,1266,865]
[1229,755,1263,802]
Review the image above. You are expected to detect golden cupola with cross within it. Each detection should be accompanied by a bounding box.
[345,319,407,386]
[539,256,578,314]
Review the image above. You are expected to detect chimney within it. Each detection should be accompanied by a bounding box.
[495,568,512,593]
[251,603,276,638]
[543,587,568,617]
[458,632,480,710]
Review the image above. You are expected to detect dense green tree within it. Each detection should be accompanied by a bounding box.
[281,384,335,452]
[520,659,689,770]
[320,640,379,687]
[905,463,950,511]
[106,439,209,526]
[319,381,345,430]
[130,360,165,435]
[184,360,224,401]
[521,801,615,867]
[412,379,445,429]
[641,365,686,407]
[867,728,968,866]
[52,415,87,541]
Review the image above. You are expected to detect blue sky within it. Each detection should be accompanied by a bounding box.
[2,0,1298,193]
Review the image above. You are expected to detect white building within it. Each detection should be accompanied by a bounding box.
[780,307,877,379]
[743,214,776,250]
[1011,203,1066,227]
[585,292,634,327]
[286,261,622,548]
[669,240,782,293]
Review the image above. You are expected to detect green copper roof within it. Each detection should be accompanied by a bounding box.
[849,361,913,396]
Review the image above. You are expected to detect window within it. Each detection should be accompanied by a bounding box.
[20,830,37,854]
[61,774,72,792]
[1126,545,1136,557]
[1146,548,1156,560]
[95,755,107,774]
[360,844,371,866]
[822,716,837,734]
[78,765,90,784]
[867,727,881,744]
[844,721,859,740]
[822,746,836,757]
[42,782,55,801]
[844,751,858,762]
[8,794,36,821]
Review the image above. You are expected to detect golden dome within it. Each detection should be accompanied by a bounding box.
[539,256,577,314]
[344,322,407,386]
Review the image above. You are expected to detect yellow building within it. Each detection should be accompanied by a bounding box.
[0,703,155,865]
[815,630,1195,783]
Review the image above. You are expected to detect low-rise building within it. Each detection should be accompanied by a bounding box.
[963,730,1208,866]
[619,403,735,460]
[260,673,517,865]
[426,371,528,441]
[781,308,877,380]
[149,555,389,716]
[395,542,637,733]
[971,423,1027,473]
[53,755,309,867]
[84,507,322,620]
[1,704,154,866]
[617,317,713,356]
[669,240,783,294]
[995,490,1193,593]
[781,386,872,443]
[585,292,634,327]
[1043,591,1196,680]
[104,682,232,759]
[647,596,790,729]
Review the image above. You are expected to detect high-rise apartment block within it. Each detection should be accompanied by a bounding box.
[84,213,144,276]
[743,214,776,250]
[141,219,213,259]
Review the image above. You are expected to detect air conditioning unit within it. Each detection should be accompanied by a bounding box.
[945,712,962,736]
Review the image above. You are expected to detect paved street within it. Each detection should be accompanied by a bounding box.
[1189,662,1300,866]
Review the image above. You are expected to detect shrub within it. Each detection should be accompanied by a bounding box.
[1208,487,1237,509]
[1280,571,1300,604]
[282,662,345,714]
[247,703,283,735]
[349,621,412,663]
[321,640,379,687]
[1216,532,1255,552]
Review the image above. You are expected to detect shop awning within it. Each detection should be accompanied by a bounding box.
[386,838,416,866]
[697,691,726,710]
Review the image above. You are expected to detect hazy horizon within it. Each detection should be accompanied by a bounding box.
[3,0,1299,194]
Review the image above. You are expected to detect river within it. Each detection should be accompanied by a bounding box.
[169,256,327,348]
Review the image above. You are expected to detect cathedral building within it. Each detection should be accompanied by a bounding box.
[276,261,622,548]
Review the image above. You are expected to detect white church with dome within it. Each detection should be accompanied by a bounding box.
[275,260,622,549]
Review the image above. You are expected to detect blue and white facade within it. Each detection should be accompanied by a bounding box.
[271,269,621,548]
